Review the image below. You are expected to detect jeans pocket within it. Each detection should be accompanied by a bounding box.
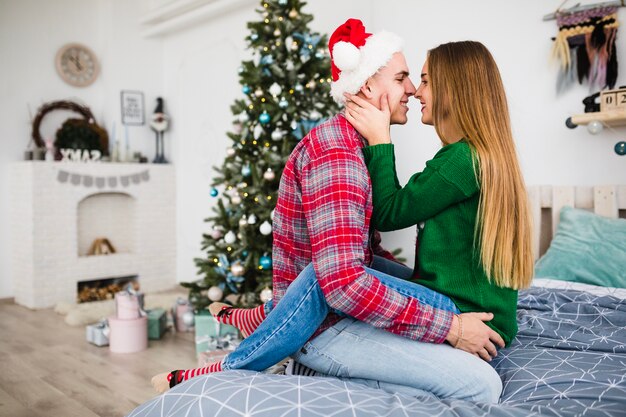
[293,341,348,377]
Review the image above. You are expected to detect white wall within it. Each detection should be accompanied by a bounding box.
[1,0,625,298]
[0,0,163,299]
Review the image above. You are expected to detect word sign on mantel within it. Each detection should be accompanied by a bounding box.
[60,148,102,162]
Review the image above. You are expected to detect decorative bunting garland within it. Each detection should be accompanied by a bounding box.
[56,169,150,188]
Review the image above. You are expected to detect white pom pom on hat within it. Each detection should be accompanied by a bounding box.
[328,18,404,105]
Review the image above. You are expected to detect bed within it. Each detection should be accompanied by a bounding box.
[126,185,626,417]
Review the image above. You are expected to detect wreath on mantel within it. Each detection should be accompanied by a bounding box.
[31,100,109,158]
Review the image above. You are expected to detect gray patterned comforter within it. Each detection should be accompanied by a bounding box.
[127,280,626,417]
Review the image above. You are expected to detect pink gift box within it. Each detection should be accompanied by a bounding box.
[115,292,142,320]
[108,316,148,353]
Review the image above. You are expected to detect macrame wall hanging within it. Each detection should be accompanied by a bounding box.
[551,3,621,93]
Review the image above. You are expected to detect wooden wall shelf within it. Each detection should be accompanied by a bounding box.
[568,110,626,128]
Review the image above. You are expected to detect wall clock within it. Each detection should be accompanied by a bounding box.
[55,43,100,87]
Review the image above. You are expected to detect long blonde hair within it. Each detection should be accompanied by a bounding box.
[428,41,533,289]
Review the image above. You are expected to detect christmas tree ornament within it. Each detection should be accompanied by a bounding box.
[232,123,243,134]
[274,28,281,37]
[259,255,272,269]
[254,88,264,97]
[270,209,275,220]
[242,85,251,95]
[290,120,298,130]
[207,286,224,301]
[615,141,626,156]
[271,129,284,141]
[295,84,303,92]
[286,60,294,71]
[226,147,236,157]
[260,287,273,302]
[315,49,324,59]
[242,164,251,176]
[182,310,195,327]
[269,83,282,97]
[259,220,272,235]
[224,231,237,244]
[254,123,264,139]
[250,33,259,41]
[278,97,289,108]
[247,214,258,224]
[309,110,322,120]
[231,262,246,276]
[278,0,287,5]
[238,66,244,73]
[238,112,250,122]
[289,9,298,18]
[231,195,242,205]
[210,187,219,197]
[259,112,271,124]
[210,228,223,239]
[261,55,274,65]
[263,168,275,180]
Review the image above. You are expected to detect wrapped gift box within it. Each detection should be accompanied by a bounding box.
[172,298,194,332]
[115,291,143,320]
[195,313,239,353]
[109,316,148,353]
[86,320,109,347]
[147,308,167,340]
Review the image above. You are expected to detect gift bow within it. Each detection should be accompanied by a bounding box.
[216,254,245,293]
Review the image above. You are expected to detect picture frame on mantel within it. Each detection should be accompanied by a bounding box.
[121,90,145,126]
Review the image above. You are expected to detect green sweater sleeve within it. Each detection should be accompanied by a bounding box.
[362,142,479,232]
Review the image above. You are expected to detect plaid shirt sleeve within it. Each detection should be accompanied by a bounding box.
[301,147,453,343]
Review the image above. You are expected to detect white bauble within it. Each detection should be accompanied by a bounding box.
[238,112,249,122]
[309,110,322,120]
[269,82,282,97]
[247,214,257,224]
[207,286,223,302]
[231,262,245,276]
[254,123,264,140]
[231,195,242,205]
[260,287,273,302]
[587,120,604,135]
[239,216,248,227]
[259,220,272,235]
[271,130,284,141]
[224,231,237,244]
[254,88,263,97]
[226,148,236,157]
[270,209,275,220]
[263,168,275,180]
[182,311,195,327]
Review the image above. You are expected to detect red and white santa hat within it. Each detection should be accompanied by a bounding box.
[329,19,404,105]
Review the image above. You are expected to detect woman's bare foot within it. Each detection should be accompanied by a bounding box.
[151,372,171,393]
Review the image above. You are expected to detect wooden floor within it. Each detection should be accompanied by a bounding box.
[0,298,198,417]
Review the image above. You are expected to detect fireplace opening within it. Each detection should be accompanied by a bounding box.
[77,192,136,257]
[77,275,139,303]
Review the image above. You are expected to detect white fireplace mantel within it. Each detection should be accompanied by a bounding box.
[9,161,177,309]
[140,0,256,38]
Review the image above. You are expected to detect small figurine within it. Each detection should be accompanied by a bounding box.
[150,97,170,163]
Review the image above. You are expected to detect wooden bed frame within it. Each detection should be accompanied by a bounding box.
[528,185,626,259]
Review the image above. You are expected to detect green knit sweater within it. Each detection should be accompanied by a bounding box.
[363,141,518,346]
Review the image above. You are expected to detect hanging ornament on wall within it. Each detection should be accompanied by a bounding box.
[182,310,195,327]
[224,231,237,244]
[260,287,273,302]
[259,220,272,235]
[263,168,275,180]
[587,120,604,135]
[210,187,219,197]
[259,255,272,269]
[231,262,246,276]
[615,141,626,155]
[207,286,224,302]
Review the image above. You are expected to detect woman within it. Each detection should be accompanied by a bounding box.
[153,41,533,401]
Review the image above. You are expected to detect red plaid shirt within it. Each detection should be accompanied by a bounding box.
[272,114,453,343]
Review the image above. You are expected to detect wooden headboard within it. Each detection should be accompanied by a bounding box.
[528,185,626,260]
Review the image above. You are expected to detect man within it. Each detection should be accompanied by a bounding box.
[268,19,504,402]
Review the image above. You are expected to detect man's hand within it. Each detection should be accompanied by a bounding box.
[446,312,505,361]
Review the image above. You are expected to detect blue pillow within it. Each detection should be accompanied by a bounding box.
[534,206,626,288]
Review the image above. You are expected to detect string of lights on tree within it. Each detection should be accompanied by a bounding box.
[182,0,338,310]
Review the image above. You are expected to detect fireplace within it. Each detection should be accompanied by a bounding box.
[77,275,138,303]
[8,161,177,309]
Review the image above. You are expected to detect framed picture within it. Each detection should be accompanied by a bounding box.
[120,90,145,125]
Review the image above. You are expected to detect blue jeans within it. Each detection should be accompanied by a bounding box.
[222,256,501,403]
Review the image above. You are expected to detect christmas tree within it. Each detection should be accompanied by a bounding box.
[183,0,339,310]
